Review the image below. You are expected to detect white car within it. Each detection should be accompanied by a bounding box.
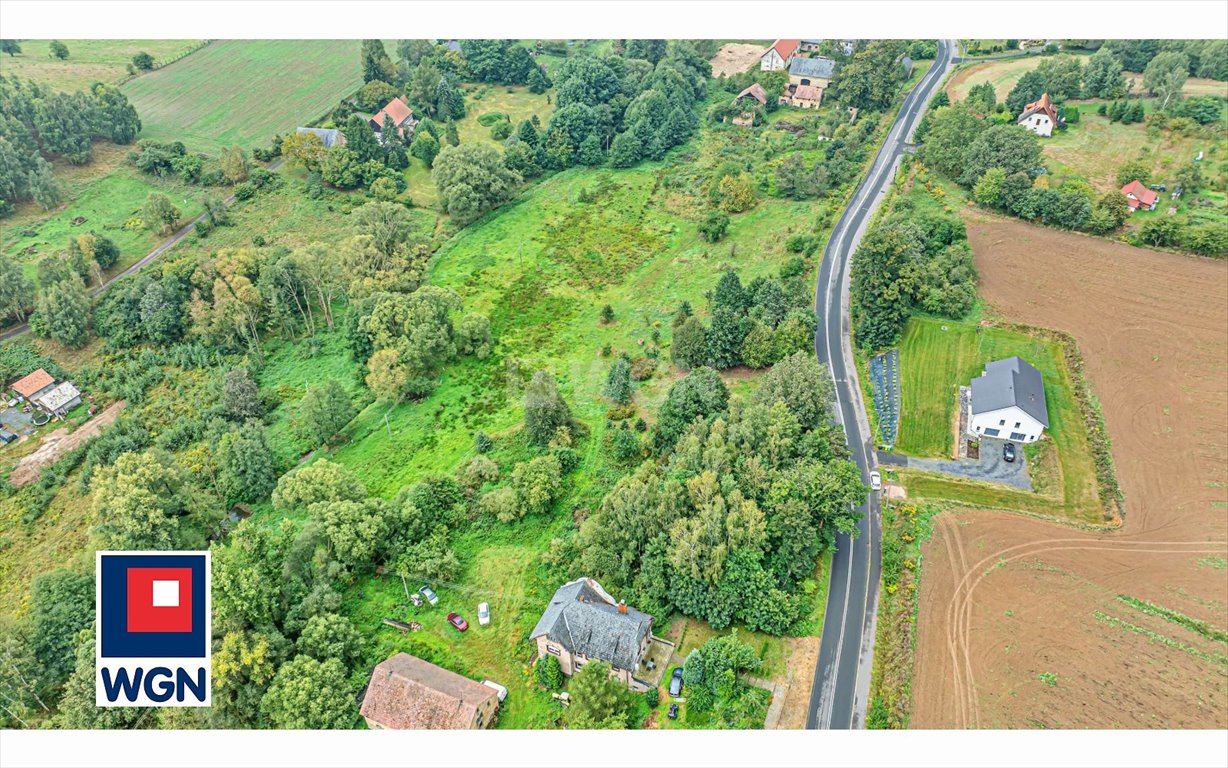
[477,602,490,625]
[869,471,882,492]
[419,586,439,605]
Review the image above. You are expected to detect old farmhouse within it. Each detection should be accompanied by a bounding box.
[779,56,835,108]
[1017,93,1058,137]
[531,577,655,692]
[1121,180,1160,212]
[760,38,801,71]
[9,369,81,416]
[360,652,499,730]
[968,357,1049,443]
[369,96,418,141]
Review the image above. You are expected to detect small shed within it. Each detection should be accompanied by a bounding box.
[735,83,768,106]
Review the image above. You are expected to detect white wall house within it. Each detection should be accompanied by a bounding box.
[1017,93,1057,138]
[968,357,1049,443]
[761,39,801,71]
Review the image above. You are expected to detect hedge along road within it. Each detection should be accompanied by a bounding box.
[806,39,956,731]
[0,159,284,344]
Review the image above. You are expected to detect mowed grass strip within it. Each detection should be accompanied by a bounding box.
[123,40,363,153]
[0,40,200,93]
[896,316,1101,523]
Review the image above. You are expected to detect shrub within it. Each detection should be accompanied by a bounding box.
[536,654,563,689]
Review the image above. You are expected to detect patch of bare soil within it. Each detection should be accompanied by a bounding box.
[710,43,764,77]
[8,401,125,487]
[911,215,1228,729]
[775,636,819,729]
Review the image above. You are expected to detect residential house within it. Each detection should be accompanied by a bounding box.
[760,39,801,71]
[36,382,81,416]
[735,83,768,107]
[360,652,500,730]
[530,577,654,692]
[10,368,55,405]
[1120,180,1159,212]
[369,97,418,142]
[968,357,1049,443]
[1017,93,1057,137]
[294,127,345,149]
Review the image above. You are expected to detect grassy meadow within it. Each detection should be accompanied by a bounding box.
[0,39,201,93]
[893,316,1101,523]
[123,40,364,153]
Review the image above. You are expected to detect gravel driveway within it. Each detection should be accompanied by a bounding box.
[879,436,1033,491]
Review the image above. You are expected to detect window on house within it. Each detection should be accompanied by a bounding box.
[1010,432,1026,441]
[1014,422,1021,429]
[984,428,1000,437]
[999,419,1006,426]
[546,645,560,656]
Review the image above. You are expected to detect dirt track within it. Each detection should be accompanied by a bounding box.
[8,401,124,487]
[911,216,1228,729]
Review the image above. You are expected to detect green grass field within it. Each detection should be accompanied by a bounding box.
[123,40,364,153]
[0,40,201,93]
[894,317,1101,523]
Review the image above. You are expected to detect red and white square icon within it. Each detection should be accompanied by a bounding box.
[127,567,193,633]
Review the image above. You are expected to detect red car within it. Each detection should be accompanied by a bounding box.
[447,612,469,632]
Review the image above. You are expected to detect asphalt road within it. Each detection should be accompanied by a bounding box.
[0,159,283,344]
[806,40,956,730]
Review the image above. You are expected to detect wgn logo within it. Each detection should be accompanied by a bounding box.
[96,552,211,707]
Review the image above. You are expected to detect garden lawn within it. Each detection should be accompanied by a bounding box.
[0,40,200,93]
[894,316,1101,523]
[123,40,364,153]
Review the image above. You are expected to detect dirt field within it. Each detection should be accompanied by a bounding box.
[710,43,764,77]
[911,215,1228,729]
[8,401,124,487]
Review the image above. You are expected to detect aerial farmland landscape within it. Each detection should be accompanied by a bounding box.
[0,7,1226,767]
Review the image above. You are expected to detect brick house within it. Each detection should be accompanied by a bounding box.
[530,577,654,692]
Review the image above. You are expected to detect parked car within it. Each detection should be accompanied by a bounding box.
[446,612,468,631]
[669,667,683,697]
[419,586,439,605]
[1003,442,1017,463]
[667,703,679,720]
[869,471,882,491]
[477,602,490,625]
[0,429,17,444]
[481,680,507,702]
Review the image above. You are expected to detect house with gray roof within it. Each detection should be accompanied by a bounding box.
[968,357,1049,443]
[530,577,655,691]
[787,56,836,86]
[295,127,344,149]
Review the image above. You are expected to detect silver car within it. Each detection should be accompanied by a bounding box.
[419,586,438,605]
[478,602,490,625]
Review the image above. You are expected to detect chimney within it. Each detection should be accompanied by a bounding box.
[618,600,627,615]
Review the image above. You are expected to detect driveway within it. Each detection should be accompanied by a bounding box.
[878,436,1032,491]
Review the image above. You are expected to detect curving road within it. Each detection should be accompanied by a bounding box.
[807,39,956,730]
[0,159,282,344]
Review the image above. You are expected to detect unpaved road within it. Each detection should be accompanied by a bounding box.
[8,401,125,487]
[912,216,1228,729]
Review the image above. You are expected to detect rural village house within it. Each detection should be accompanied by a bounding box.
[1017,92,1058,137]
[780,56,835,108]
[9,369,81,416]
[1120,180,1160,212]
[760,38,801,71]
[968,357,1049,443]
[369,96,418,142]
[530,577,655,692]
[360,652,499,730]
[294,126,345,149]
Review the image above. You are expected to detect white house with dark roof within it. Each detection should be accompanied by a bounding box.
[968,357,1049,443]
[530,577,654,691]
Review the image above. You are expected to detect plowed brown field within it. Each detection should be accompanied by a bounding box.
[911,216,1228,729]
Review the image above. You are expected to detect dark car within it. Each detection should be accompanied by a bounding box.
[446,612,468,631]
[668,667,683,697]
[1003,442,1017,463]
[667,703,679,720]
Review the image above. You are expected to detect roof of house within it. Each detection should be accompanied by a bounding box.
[372,97,414,129]
[970,357,1049,427]
[736,83,768,105]
[764,39,802,61]
[36,381,80,412]
[443,40,461,53]
[295,127,342,148]
[793,85,824,102]
[788,56,836,80]
[360,653,497,730]
[801,39,824,45]
[1120,180,1159,207]
[11,369,54,399]
[530,577,652,672]
[1018,93,1057,124]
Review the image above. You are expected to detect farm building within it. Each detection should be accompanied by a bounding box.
[294,127,345,149]
[760,39,801,71]
[368,96,418,141]
[968,357,1049,443]
[1017,93,1058,137]
[787,56,836,88]
[1121,180,1160,212]
[10,368,56,404]
[530,577,655,692]
[360,652,499,730]
[36,382,82,417]
[784,84,824,109]
[735,82,769,106]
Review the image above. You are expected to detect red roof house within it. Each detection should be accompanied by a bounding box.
[368,97,417,139]
[1120,180,1159,212]
[1017,93,1058,137]
[761,39,802,71]
[10,368,55,401]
